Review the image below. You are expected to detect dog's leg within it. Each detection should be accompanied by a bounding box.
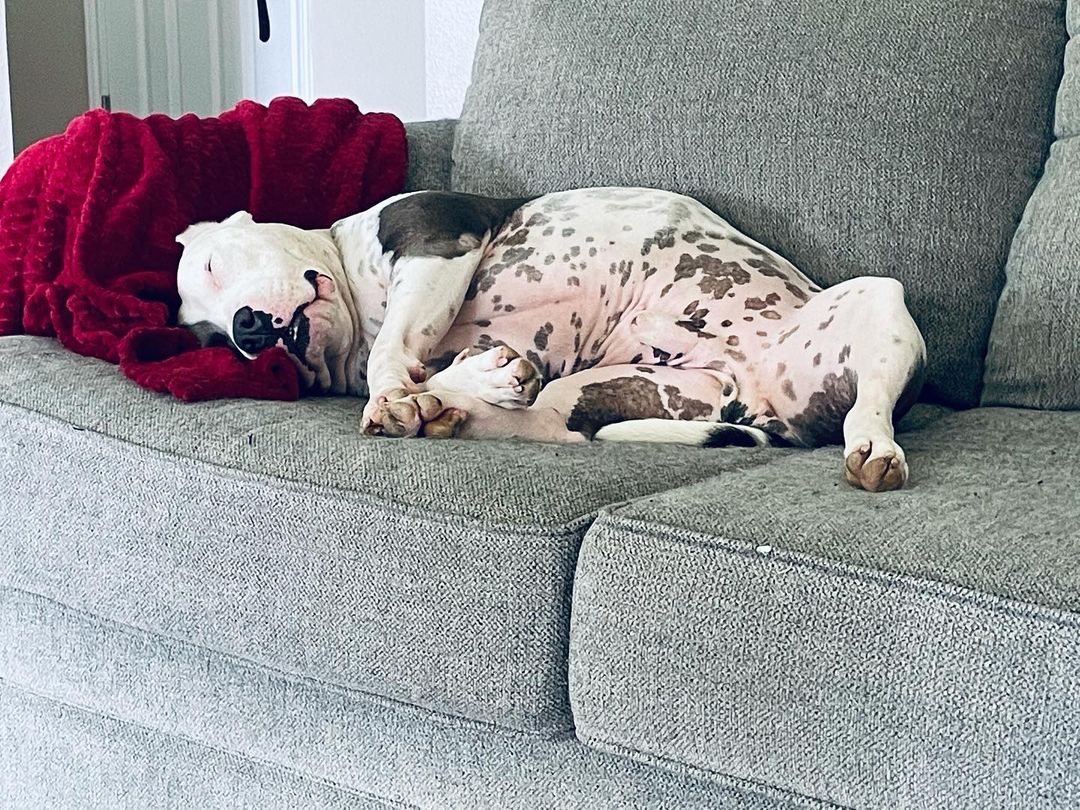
[362,247,486,435]
[371,363,772,445]
[836,279,926,492]
[771,277,926,491]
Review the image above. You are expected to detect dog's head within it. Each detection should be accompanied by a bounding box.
[176,211,359,393]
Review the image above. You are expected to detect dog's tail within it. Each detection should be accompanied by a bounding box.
[592,419,788,448]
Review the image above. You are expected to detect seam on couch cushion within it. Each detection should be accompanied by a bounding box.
[574,730,842,810]
[0,584,578,742]
[0,399,597,536]
[596,513,1080,628]
[0,676,417,810]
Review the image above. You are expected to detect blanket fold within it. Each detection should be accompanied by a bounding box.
[0,97,406,401]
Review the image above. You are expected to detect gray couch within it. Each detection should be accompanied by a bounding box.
[2,1,1079,808]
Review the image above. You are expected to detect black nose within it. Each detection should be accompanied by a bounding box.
[232,306,279,354]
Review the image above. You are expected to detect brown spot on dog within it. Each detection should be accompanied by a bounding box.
[745,256,788,279]
[525,212,550,227]
[726,349,747,362]
[562,228,575,237]
[727,335,739,346]
[697,243,720,252]
[778,325,800,344]
[838,345,851,363]
[515,265,542,283]
[533,322,554,351]
[785,282,809,302]
[682,231,702,243]
[636,366,655,374]
[566,376,669,437]
[721,319,732,327]
[641,226,677,255]
[673,253,751,299]
[776,362,787,377]
[743,316,754,322]
[781,379,797,401]
[745,292,780,311]
[819,315,834,330]
[475,319,491,327]
[664,384,713,420]
[761,310,781,320]
[610,260,633,286]
[501,228,529,246]
[756,331,768,337]
[786,367,858,446]
[813,353,822,366]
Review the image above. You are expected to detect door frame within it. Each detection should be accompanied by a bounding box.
[83,0,290,114]
[236,0,314,101]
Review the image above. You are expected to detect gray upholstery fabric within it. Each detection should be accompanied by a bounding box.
[0,589,807,810]
[0,681,390,809]
[404,119,456,192]
[984,5,1080,409]
[570,408,1080,809]
[455,0,1068,407]
[0,335,778,734]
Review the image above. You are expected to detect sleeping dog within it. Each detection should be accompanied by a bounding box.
[176,188,925,492]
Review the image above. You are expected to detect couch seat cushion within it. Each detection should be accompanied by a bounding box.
[0,335,782,733]
[455,0,1067,407]
[570,407,1080,808]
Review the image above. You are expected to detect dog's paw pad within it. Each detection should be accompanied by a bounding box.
[844,437,908,492]
[363,392,466,439]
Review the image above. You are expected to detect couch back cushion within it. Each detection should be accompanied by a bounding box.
[454,0,1066,407]
[983,4,1080,409]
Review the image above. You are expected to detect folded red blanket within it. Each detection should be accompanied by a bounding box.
[0,97,406,401]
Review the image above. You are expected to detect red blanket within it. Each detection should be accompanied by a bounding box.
[0,97,406,401]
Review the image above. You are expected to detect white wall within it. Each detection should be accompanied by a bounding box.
[306,0,427,121]
[246,0,483,121]
[0,1,11,169]
[424,0,484,119]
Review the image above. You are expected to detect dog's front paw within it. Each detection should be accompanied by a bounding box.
[844,436,908,492]
[429,345,541,408]
[362,390,468,439]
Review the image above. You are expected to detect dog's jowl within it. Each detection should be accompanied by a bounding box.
[175,187,926,492]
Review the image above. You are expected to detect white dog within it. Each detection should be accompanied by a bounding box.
[176,188,925,491]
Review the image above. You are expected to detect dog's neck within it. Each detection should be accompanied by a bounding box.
[312,225,371,396]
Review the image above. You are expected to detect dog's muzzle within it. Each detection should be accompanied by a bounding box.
[232,305,312,360]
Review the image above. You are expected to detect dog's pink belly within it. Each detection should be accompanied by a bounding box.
[431,187,822,411]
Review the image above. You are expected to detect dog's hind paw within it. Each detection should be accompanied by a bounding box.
[426,345,541,408]
[844,436,908,492]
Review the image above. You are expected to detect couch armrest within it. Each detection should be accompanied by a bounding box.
[404,119,457,192]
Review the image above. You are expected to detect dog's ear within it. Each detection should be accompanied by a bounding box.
[184,320,233,348]
[176,211,255,246]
